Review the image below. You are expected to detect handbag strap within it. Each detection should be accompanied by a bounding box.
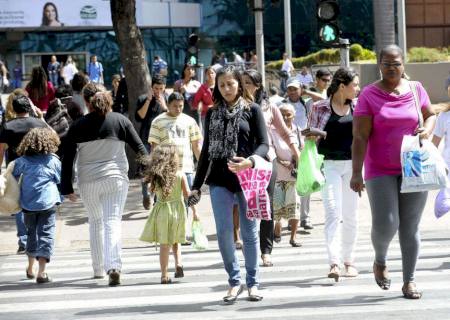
[409,81,424,128]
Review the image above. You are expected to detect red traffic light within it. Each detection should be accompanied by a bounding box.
[317,0,339,22]
[188,33,199,46]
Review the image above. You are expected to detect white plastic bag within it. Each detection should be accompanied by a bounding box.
[434,187,450,218]
[400,135,449,193]
[191,220,208,250]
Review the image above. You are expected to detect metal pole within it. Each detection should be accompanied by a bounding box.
[284,0,292,59]
[339,38,350,68]
[397,0,407,61]
[254,0,265,85]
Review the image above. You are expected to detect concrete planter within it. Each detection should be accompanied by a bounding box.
[352,62,450,103]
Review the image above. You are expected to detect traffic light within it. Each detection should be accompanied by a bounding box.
[270,0,281,7]
[186,33,199,66]
[317,0,340,45]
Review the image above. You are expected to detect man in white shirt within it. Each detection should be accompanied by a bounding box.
[280,53,294,93]
[296,66,314,87]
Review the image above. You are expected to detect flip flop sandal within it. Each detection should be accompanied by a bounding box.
[373,262,391,290]
[402,282,422,299]
[274,235,282,243]
[26,269,35,280]
[223,285,244,304]
[36,273,52,284]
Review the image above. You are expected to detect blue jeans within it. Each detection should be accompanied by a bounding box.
[23,207,56,262]
[209,185,259,288]
[15,211,27,248]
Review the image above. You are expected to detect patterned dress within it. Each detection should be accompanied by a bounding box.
[140,172,186,245]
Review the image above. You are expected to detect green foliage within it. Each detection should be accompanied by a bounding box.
[266,44,375,69]
[407,47,449,63]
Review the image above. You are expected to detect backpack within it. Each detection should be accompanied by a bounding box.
[45,98,72,138]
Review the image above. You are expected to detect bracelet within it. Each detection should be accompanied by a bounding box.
[248,156,255,168]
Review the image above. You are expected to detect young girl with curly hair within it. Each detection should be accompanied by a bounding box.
[140,144,195,284]
[13,127,61,284]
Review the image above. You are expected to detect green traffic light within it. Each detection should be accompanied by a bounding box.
[320,23,339,44]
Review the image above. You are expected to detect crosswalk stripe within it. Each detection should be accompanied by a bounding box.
[0,279,449,314]
[1,269,449,300]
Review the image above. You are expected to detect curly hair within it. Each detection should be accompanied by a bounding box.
[17,128,60,156]
[143,144,179,199]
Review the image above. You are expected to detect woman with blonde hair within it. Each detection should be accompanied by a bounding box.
[61,83,147,286]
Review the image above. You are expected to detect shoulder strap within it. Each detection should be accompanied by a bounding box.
[409,81,424,127]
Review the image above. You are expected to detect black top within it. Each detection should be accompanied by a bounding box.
[318,105,353,160]
[0,117,47,163]
[134,94,165,144]
[61,111,147,194]
[192,103,269,193]
[112,77,128,114]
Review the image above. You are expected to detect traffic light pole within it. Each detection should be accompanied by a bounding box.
[253,0,266,85]
[339,38,350,68]
[284,0,292,58]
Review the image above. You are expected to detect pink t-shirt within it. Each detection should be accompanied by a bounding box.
[354,81,431,180]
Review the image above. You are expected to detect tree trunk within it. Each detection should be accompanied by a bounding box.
[110,0,150,177]
[373,0,396,54]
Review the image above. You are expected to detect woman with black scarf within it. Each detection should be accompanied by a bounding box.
[189,66,269,303]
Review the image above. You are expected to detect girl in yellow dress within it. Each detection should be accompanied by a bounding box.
[140,144,195,284]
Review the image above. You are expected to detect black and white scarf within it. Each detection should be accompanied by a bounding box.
[208,99,244,160]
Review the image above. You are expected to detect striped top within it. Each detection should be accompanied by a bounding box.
[149,112,202,173]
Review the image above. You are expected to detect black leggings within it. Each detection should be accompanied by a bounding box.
[260,159,277,255]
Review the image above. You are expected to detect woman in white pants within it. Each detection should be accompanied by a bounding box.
[305,67,360,281]
[61,83,147,286]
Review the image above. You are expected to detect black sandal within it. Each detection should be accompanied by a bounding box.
[373,262,391,290]
[26,269,35,280]
[174,265,184,278]
[402,282,422,299]
[36,273,52,284]
[289,239,302,247]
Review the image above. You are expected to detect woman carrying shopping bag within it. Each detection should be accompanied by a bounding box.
[306,67,360,281]
[350,45,435,299]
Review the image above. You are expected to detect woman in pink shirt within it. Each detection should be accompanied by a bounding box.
[26,66,55,113]
[351,45,435,300]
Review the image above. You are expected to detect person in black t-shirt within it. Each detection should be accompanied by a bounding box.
[0,94,48,254]
[135,75,167,210]
[306,67,360,282]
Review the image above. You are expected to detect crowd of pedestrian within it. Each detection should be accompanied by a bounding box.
[2,44,450,305]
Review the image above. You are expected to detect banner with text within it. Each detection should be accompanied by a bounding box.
[0,0,135,28]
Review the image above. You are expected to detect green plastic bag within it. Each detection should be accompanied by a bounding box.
[192,220,209,250]
[296,140,325,196]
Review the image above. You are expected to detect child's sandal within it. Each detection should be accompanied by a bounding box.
[161,276,172,284]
